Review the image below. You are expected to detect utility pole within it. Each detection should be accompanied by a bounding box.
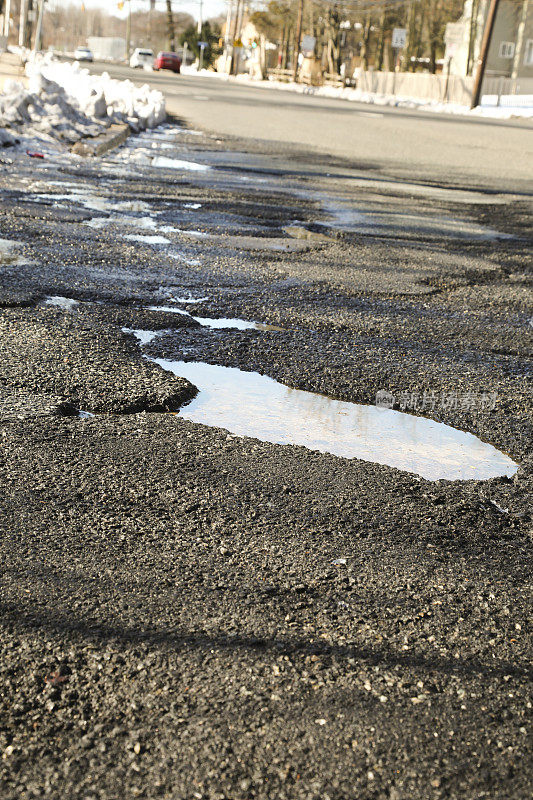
[126,0,131,60]
[292,0,304,81]
[197,0,203,35]
[229,0,242,75]
[3,0,11,39]
[471,0,500,108]
[511,0,529,79]
[223,0,232,71]
[34,0,44,51]
[166,0,175,52]
[18,0,28,47]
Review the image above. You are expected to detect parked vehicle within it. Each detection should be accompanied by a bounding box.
[130,48,154,69]
[74,46,94,62]
[153,52,181,74]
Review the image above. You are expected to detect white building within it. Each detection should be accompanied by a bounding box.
[445,0,533,78]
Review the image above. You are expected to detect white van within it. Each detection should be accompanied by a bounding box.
[130,48,154,69]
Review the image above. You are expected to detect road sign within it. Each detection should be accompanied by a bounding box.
[301,34,316,55]
[391,28,407,49]
[444,22,464,58]
[198,41,208,49]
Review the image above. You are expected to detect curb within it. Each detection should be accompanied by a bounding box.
[71,123,130,157]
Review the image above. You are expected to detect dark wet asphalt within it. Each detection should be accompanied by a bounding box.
[0,120,531,800]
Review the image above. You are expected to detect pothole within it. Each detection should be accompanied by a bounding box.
[153,358,518,482]
[172,232,318,252]
[125,326,517,482]
[283,225,331,242]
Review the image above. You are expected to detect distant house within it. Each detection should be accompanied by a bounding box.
[216,13,277,76]
[445,0,533,78]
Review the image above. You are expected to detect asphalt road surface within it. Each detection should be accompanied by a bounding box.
[0,65,531,800]
[86,61,533,191]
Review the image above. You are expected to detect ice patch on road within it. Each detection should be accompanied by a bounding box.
[32,189,154,215]
[158,289,208,304]
[151,156,209,172]
[85,215,158,230]
[173,295,208,304]
[123,234,171,245]
[45,295,79,310]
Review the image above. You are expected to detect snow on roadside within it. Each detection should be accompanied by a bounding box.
[31,57,166,129]
[0,53,166,147]
[181,66,533,120]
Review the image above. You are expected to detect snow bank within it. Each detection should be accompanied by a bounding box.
[0,54,166,146]
[31,57,166,129]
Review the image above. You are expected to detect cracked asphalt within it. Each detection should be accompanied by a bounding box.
[0,101,531,800]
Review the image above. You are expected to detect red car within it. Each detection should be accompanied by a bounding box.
[154,52,181,73]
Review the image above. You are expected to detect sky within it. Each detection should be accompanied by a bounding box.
[53,0,228,24]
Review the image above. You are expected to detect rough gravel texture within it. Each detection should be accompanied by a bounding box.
[0,122,531,800]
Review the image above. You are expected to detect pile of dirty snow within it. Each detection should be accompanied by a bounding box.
[31,57,166,129]
[0,54,166,146]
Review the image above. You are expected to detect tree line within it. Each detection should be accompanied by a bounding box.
[1,0,195,55]
[251,0,466,74]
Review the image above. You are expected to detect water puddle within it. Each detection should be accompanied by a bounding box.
[147,305,191,316]
[151,156,209,172]
[146,305,283,331]
[194,317,284,331]
[45,296,79,310]
[122,328,162,345]
[153,359,518,481]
